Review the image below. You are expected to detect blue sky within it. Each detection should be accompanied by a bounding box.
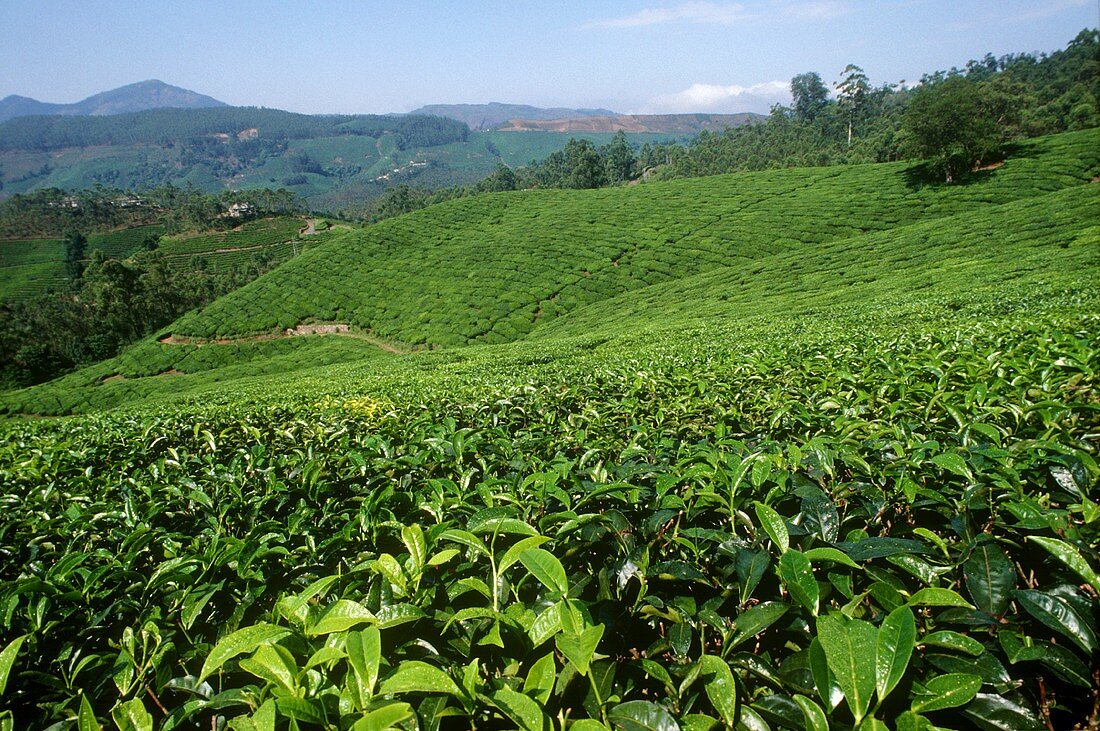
[1,1,1095,115]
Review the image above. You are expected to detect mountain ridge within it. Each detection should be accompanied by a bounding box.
[496,112,765,134]
[408,102,619,130]
[0,80,227,122]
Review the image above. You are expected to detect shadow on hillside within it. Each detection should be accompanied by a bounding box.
[902,142,1028,191]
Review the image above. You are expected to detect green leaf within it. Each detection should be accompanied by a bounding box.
[111,698,152,731]
[78,695,99,731]
[930,452,971,479]
[401,524,427,569]
[963,542,1015,616]
[238,644,297,693]
[498,535,550,573]
[556,624,605,676]
[960,694,1044,731]
[907,588,973,608]
[698,655,738,727]
[468,514,538,536]
[276,697,327,725]
[792,695,827,731]
[803,547,860,569]
[779,550,818,616]
[347,626,382,707]
[910,673,982,712]
[1028,536,1100,593]
[427,548,461,567]
[379,661,462,697]
[729,602,788,649]
[998,631,1092,687]
[523,652,557,705]
[309,599,377,635]
[875,605,915,702]
[754,502,789,553]
[199,623,292,681]
[571,722,612,731]
[492,688,548,731]
[235,700,276,731]
[800,492,839,543]
[608,700,681,731]
[519,548,570,596]
[817,614,877,724]
[441,528,490,557]
[894,711,934,731]
[919,630,983,656]
[808,637,841,710]
[375,603,426,629]
[669,622,692,659]
[351,702,416,731]
[1014,589,1097,655]
[373,554,408,595]
[0,635,26,697]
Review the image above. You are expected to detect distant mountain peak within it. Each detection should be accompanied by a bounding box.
[0,81,227,123]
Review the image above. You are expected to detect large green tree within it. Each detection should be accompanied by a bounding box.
[791,72,830,122]
[903,75,1001,183]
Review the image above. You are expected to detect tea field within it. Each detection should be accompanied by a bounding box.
[0,217,340,303]
[0,130,1097,730]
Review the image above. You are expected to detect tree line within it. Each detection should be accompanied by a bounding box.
[0,185,304,238]
[649,29,1098,183]
[0,245,292,387]
[0,107,469,152]
[357,29,1097,224]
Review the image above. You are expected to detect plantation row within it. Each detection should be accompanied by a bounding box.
[6,146,1095,417]
[0,217,324,302]
[0,301,1097,729]
[169,131,1099,345]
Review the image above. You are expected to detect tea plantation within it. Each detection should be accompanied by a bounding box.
[0,129,1097,730]
[0,217,335,303]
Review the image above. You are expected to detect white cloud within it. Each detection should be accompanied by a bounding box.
[646,80,790,114]
[584,2,751,29]
[584,1,849,29]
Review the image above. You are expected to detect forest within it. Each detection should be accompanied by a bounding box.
[0,107,469,153]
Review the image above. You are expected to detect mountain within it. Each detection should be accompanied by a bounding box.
[0,80,227,122]
[496,113,764,134]
[409,102,618,130]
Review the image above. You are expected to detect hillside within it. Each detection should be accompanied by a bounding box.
[3,128,1096,416]
[1,128,1098,730]
[0,80,227,122]
[168,130,1099,346]
[0,106,677,210]
[497,112,763,133]
[409,102,618,130]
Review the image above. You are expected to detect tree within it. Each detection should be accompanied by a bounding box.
[836,64,870,146]
[602,131,637,184]
[902,76,1001,183]
[477,164,518,192]
[791,72,830,122]
[64,230,87,279]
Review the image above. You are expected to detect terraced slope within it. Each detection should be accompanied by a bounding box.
[0,217,340,302]
[168,130,1099,347]
[3,130,1097,416]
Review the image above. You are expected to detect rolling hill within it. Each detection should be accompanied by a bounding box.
[408,102,618,130]
[3,128,1095,415]
[0,80,227,122]
[1,127,1098,730]
[496,112,763,133]
[0,105,680,211]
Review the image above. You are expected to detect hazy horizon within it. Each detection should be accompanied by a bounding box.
[2,1,1095,116]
